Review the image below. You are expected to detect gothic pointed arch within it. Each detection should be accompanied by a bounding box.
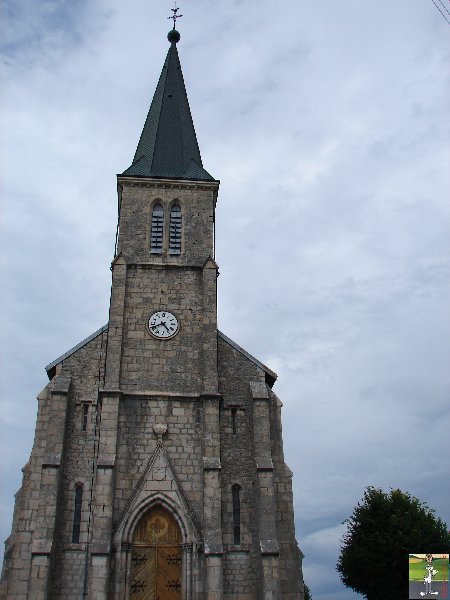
[151,202,164,254]
[169,200,182,255]
[122,493,192,547]
[113,491,198,600]
[132,504,182,546]
[113,440,201,550]
[129,505,183,599]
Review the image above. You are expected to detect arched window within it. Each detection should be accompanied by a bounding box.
[151,203,164,254]
[72,483,83,543]
[231,406,238,435]
[232,484,241,545]
[82,404,89,432]
[169,203,182,255]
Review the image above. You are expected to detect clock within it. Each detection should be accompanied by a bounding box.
[148,310,180,339]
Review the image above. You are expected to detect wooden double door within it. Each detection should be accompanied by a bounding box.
[130,507,182,600]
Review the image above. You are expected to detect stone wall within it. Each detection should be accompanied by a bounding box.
[269,389,304,598]
[120,267,204,393]
[114,397,204,525]
[218,333,303,599]
[1,328,107,599]
[218,334,263,599]
[1,325,304,599]
[50,330,107,598]
[117,179,217,266]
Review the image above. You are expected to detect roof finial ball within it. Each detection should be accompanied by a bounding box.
[167,29,181,44]
[167,2,182,43]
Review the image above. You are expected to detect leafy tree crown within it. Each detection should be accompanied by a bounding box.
[337,486,450,600]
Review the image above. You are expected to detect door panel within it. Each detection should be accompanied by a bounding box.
[130,547,157,600]
[130,546,181,600]
[157,546,182,600]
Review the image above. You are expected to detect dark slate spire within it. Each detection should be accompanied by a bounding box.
[122,31,214,181]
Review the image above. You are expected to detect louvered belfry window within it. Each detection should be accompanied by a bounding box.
[169,202,182,255]
[232,484,241,545]
[151,203,164,254]
[72,483,83,543]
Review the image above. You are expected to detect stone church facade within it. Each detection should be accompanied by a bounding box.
[1,27,304,600]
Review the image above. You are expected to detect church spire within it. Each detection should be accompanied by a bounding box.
[122,27,214,181]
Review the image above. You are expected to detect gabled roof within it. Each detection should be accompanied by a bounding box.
[45,324,108,380]
[218,330,277,388]
[122,36,214,181]
[45,325,277,388]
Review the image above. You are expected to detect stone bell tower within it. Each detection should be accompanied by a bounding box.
[1,25,304,600]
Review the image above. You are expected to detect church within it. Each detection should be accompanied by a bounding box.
[1,22,304,600]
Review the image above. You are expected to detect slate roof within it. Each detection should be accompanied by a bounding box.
[122,39,214,181]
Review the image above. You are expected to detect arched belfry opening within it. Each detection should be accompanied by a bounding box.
[130,505,182,599]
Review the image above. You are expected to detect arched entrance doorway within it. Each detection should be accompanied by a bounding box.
[130,506,182,599]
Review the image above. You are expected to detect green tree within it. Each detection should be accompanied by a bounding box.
[337,487,450,600]
[303,582,312,599]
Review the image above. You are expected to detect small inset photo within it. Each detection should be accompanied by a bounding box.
[409,554,449,599]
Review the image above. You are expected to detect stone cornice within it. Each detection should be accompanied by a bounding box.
[117,175,220,192]
[199,393,222,400]
[126,263,204,271]
[98,389,123,399]
[121,390,201,399]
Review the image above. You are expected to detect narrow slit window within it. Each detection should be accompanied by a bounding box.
[231,407,237,435]
[151,203,164,254]
[169,203,182,255]
[82,404,89,432]
[232,484,241,545]
[72,483,83,543]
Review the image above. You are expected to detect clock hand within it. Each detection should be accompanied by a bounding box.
[161,321,170,332]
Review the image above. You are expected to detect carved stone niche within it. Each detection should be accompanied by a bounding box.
[153,422,168,444]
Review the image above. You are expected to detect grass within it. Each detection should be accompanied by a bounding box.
[409,558,449,582]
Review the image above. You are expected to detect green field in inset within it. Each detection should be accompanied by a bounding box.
[409,558,449,582]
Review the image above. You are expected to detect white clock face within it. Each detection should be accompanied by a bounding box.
[148,310,180,339]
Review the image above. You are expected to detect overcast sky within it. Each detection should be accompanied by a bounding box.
[1,1,449,598]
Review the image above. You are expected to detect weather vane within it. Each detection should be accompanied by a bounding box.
[168,2,183,29]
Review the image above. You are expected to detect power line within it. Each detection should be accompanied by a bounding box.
[437,0,450,16]
[430,0,450,23]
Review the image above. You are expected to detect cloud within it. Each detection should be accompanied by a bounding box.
[1,2,449,599]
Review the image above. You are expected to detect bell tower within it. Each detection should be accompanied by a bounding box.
[108,25,219,396]
[1,23,305,600]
